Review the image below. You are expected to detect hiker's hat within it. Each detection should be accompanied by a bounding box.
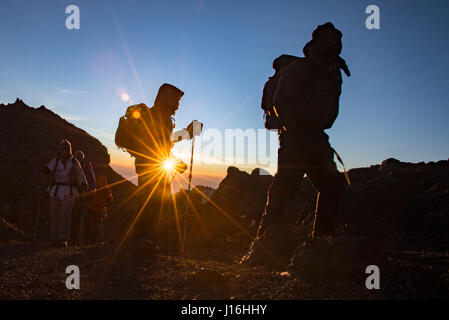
[154,83,184,110]
[74,150,85,160]
[59,139,72,154]
[312,22,342,41]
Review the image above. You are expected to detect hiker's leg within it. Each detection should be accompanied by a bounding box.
[241,134,303,266]
[135,157,154,190]
[50,198,61,241]
[154,182,171,238]
[306,150,346,237]
[58,198,75,241]
[257,133,303,236]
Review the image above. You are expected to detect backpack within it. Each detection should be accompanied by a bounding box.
[261,55,298,130]
[274,53,350,131]
[262,74,283,130]
[115,103,149,156]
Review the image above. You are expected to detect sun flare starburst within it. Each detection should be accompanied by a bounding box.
[163,159,175,172]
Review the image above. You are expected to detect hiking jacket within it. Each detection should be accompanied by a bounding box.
[46,156,87,200]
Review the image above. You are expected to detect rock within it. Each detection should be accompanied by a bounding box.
[185,268,229,298]
[378,158,401,172]
[288,235,385,281]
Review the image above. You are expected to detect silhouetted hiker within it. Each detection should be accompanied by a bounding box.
[241,22,351,266]
[71,150,96,244]
[74,150,96,193]
[41,139,87,248]
[84,175,113,244]
[115,83,187,245]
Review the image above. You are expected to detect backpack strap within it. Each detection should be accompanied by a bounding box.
[333,148,351,187]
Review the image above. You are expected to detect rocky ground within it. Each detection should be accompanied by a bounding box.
[1,236,447,299]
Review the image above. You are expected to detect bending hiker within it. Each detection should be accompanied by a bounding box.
[72,150,96,244]
[115,83,188,243]
[42,139,87,247]
[242,22,351,266]
[84,175,113,244]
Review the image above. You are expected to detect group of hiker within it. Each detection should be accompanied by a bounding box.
[42,22,351,265]
[41,139,113,247]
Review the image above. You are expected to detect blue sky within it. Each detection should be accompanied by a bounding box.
[1,0,448,187]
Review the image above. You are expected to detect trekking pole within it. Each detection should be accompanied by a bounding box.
[182,135,195,254]
[33,175,46,243]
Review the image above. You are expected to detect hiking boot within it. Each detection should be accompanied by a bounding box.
[240,225,296,268]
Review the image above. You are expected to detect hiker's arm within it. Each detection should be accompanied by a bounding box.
[171,121,203,143]
[171,129,190,143]
[40,166,52,190]
[42,158,56,175]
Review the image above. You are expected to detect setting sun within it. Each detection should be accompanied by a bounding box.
[163,159,175,172]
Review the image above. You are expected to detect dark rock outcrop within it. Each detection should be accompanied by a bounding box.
[210,166,273,229]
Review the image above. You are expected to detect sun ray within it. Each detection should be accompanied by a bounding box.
[176,173,253,239]
[178,187,208,235]
[109,172,166,262]
[169,183,183,251]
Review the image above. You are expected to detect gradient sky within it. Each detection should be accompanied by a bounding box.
[1,0,448,189]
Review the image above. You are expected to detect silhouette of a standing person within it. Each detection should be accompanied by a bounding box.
[242,22,351,266]
[115,83,187,243]
[42,139,87,247]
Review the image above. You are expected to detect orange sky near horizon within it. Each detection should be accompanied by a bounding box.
[109,145,272,192]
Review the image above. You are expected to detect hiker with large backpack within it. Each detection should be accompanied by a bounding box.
[115,83,188,243]
[42,139,87,247]
[241,22,351,267]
